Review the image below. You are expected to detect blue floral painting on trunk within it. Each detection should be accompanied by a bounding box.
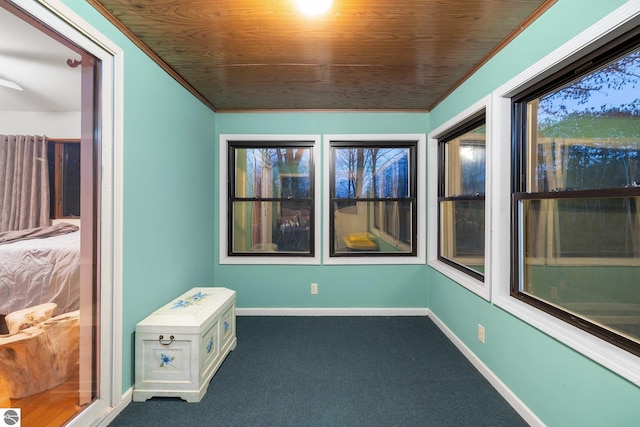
[170,291,210,309]
[160,353,175,368]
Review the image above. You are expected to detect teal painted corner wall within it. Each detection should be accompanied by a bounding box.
[429,0,639,426]
[61,1,217,392]
[213,112,430,309]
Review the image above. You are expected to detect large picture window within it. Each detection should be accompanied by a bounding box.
[329,140,417,257]
[438,114,486,280]
[512,28,640,355]
[228,140,315,257]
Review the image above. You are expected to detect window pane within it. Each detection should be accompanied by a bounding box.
[440,200,485,274]
[62,143,81,217]
[333,200,412,254]
[557,197,639,257]
[333,147,409,198]
[438,120,485,278]
[234,147,311,198]
[520,197,640,345]
[521,197,640,259]
[443,127,486,197]
[232,201,311,253]
[528,48,640,192]
[521,199,546,259]
[47,141,80,218]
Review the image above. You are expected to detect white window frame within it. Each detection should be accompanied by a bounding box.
[219,134,321,265]
[491,2,640,385]
[428,96,492,300]
[323,134,426,265]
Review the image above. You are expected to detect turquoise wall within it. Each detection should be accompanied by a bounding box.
[214,112,429,309]
[429,0,640,425]
[62,1,217,391]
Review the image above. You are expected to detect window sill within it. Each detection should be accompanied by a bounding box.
[323,254,426,265]
[220,254,321,265]
[428,258,489,300]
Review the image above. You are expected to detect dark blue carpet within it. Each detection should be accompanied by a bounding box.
[110,316,527,426]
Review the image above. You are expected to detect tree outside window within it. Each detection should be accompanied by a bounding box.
[229,142,314,256]
[513,39,640,355]
[330,141,416,256]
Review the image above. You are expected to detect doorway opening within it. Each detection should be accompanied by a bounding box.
[0,1,103,424]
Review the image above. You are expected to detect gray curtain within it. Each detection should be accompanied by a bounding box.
[0,135,50,232]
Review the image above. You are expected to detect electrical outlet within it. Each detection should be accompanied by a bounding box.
[551,287,558,299]
[311,283,318,295]
[478,324,485,344]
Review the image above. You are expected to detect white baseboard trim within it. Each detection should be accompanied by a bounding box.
[427,309,545,427]
[236,307,429,316]
[95,387,133,427]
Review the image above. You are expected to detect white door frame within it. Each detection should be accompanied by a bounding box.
[7,0,124,424]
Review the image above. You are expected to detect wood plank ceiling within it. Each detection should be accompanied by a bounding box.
[89,0,555,111]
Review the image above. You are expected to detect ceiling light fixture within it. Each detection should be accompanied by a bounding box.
[295,0,333,16]
[0,78,23,91]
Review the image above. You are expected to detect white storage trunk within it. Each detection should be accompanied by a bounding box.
[133,287,236,402]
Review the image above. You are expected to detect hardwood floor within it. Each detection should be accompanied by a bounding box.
[0,365,85,427]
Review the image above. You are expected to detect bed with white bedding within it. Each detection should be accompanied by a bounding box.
[0,223,80,318]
